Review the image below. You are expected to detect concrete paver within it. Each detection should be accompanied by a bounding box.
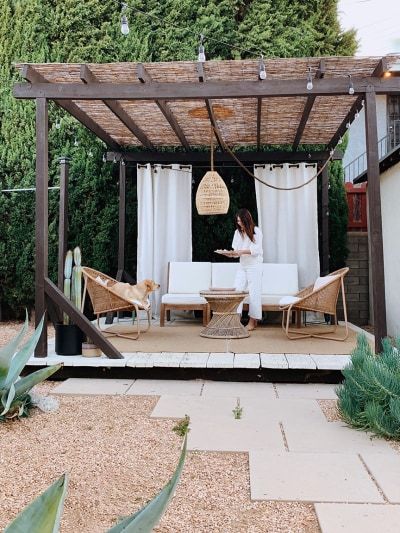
[315,503,400,533]
[361,453,400,503]
[276,383,337,399]
[53,378,134,395]
[249,452,384,503]
[283,420,396,454]
[201,380,275,399]
[126,379,203,396]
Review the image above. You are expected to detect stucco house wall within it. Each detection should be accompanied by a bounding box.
[343,95,387,169]
[380,161,400,337]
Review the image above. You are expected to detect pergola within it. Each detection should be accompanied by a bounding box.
[13,54,400,357]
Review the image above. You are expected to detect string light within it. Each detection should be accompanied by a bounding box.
[348,75,354,95]
[355,110,360,119]
[102,153,107,163]
[113,156,117,163]
[73,138,79,147]
[258,55,266,80]
[346,122,350,129]
[55,118,61,129]
[88,150,93,157]
[198,34,206,62]
[338,137,343,145]
[121,158,126,166]
[306,67,313,91]
[121,2,129,35]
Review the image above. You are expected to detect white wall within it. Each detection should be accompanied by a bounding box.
[343,95,387,169]
[381,161,400,336]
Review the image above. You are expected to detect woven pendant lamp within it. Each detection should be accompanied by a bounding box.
[195,128,230,215]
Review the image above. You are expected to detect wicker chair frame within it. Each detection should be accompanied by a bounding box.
[81,267,151,340]
[280,267,349,340]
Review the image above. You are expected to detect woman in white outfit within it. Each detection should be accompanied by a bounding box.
[231,208,263,331]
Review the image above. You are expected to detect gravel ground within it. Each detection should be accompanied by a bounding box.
[0,320,54,345]
[0,383,319,533]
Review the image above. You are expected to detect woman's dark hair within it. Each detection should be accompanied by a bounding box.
[235,208,255,242]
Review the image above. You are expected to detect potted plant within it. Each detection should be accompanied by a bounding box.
[55,247,84,355]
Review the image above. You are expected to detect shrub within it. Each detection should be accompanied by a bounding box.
[336,334,400,440]
[0,313,61,421]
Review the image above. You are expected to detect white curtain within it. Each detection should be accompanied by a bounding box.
[254,163,320,288]
[137,164,192,315]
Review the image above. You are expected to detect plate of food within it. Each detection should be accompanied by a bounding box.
[214,249,238,257]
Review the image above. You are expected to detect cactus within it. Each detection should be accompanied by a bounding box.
[63,247,82,325]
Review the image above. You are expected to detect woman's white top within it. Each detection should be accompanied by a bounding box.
[232,226,263,266]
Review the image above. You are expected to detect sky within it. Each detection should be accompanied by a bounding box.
[338,0,400,56]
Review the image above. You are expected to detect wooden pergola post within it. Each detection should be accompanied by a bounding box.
[34,97,48,357]
[58,156,70,291]
[364,88,387,352]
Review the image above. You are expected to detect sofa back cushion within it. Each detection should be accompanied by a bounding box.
[261,263,299,295]
[211,263,239,288]
[168,262,212,293]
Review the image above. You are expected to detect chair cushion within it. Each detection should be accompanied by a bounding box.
[162,293,207,305]
[279,295,301,306]
[168,262,211,293]
[313,274,339,291]
[261,264,299,295]
[211,263,239,289]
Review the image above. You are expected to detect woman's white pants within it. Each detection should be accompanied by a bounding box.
[234,263,262,320]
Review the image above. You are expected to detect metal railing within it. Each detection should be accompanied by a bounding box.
[343,133,396,183]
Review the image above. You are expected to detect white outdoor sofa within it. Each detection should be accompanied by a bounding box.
[160,261,299,326]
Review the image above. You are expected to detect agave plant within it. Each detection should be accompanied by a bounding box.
[4,434,188,532]
[0,312,61,421]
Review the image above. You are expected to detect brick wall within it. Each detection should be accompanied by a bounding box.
[338,232,369,325]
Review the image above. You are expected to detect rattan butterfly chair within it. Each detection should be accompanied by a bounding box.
[279,267,349,340]
[81,267,152,340]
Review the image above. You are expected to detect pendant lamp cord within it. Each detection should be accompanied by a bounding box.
[210,126,214,171]
[211,125,334,191]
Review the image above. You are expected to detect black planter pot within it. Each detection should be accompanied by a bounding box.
[55,324,83,356]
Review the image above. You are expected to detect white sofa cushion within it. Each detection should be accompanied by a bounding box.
[168,262,211,294]
[211,263,239,289]
[313,274,339,291]
[161,293,207,305]
[279,295,301,306]
[262,264,298,295]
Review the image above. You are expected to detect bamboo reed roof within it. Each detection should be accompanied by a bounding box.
[15,55,400,149]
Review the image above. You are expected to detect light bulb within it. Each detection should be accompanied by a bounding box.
[306,67,313,91]
[74,138,79,147]
[355,111,360,119]
[198,44,206,63]
[329,149,334,156]
[259,55,266,80]
[348,75,354,95]
[121,14,129,35]
[102,154,106,163]
[121,159,126,166]
[346,122,350,129]
[338,137,343,145]
[113,156,117,163]
[88,150,93,157]
[55,119,61,130]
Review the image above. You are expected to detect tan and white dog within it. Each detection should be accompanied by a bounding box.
[111,279,160,308]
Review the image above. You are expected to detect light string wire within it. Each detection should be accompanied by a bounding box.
[121,3,273,60]
[212,126,334,191]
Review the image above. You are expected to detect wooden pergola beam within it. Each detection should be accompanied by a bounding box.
[21,65,120,150]
[328,58,390,150]
[44,279,123,358]
[106,150,343,164]
[137,63,190,150]
[80,65,154,149]
[197,62,224,150]
[14,76,400,100]
[293,60,325,150]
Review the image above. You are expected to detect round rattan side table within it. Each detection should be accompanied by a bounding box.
[199,290,249,339]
